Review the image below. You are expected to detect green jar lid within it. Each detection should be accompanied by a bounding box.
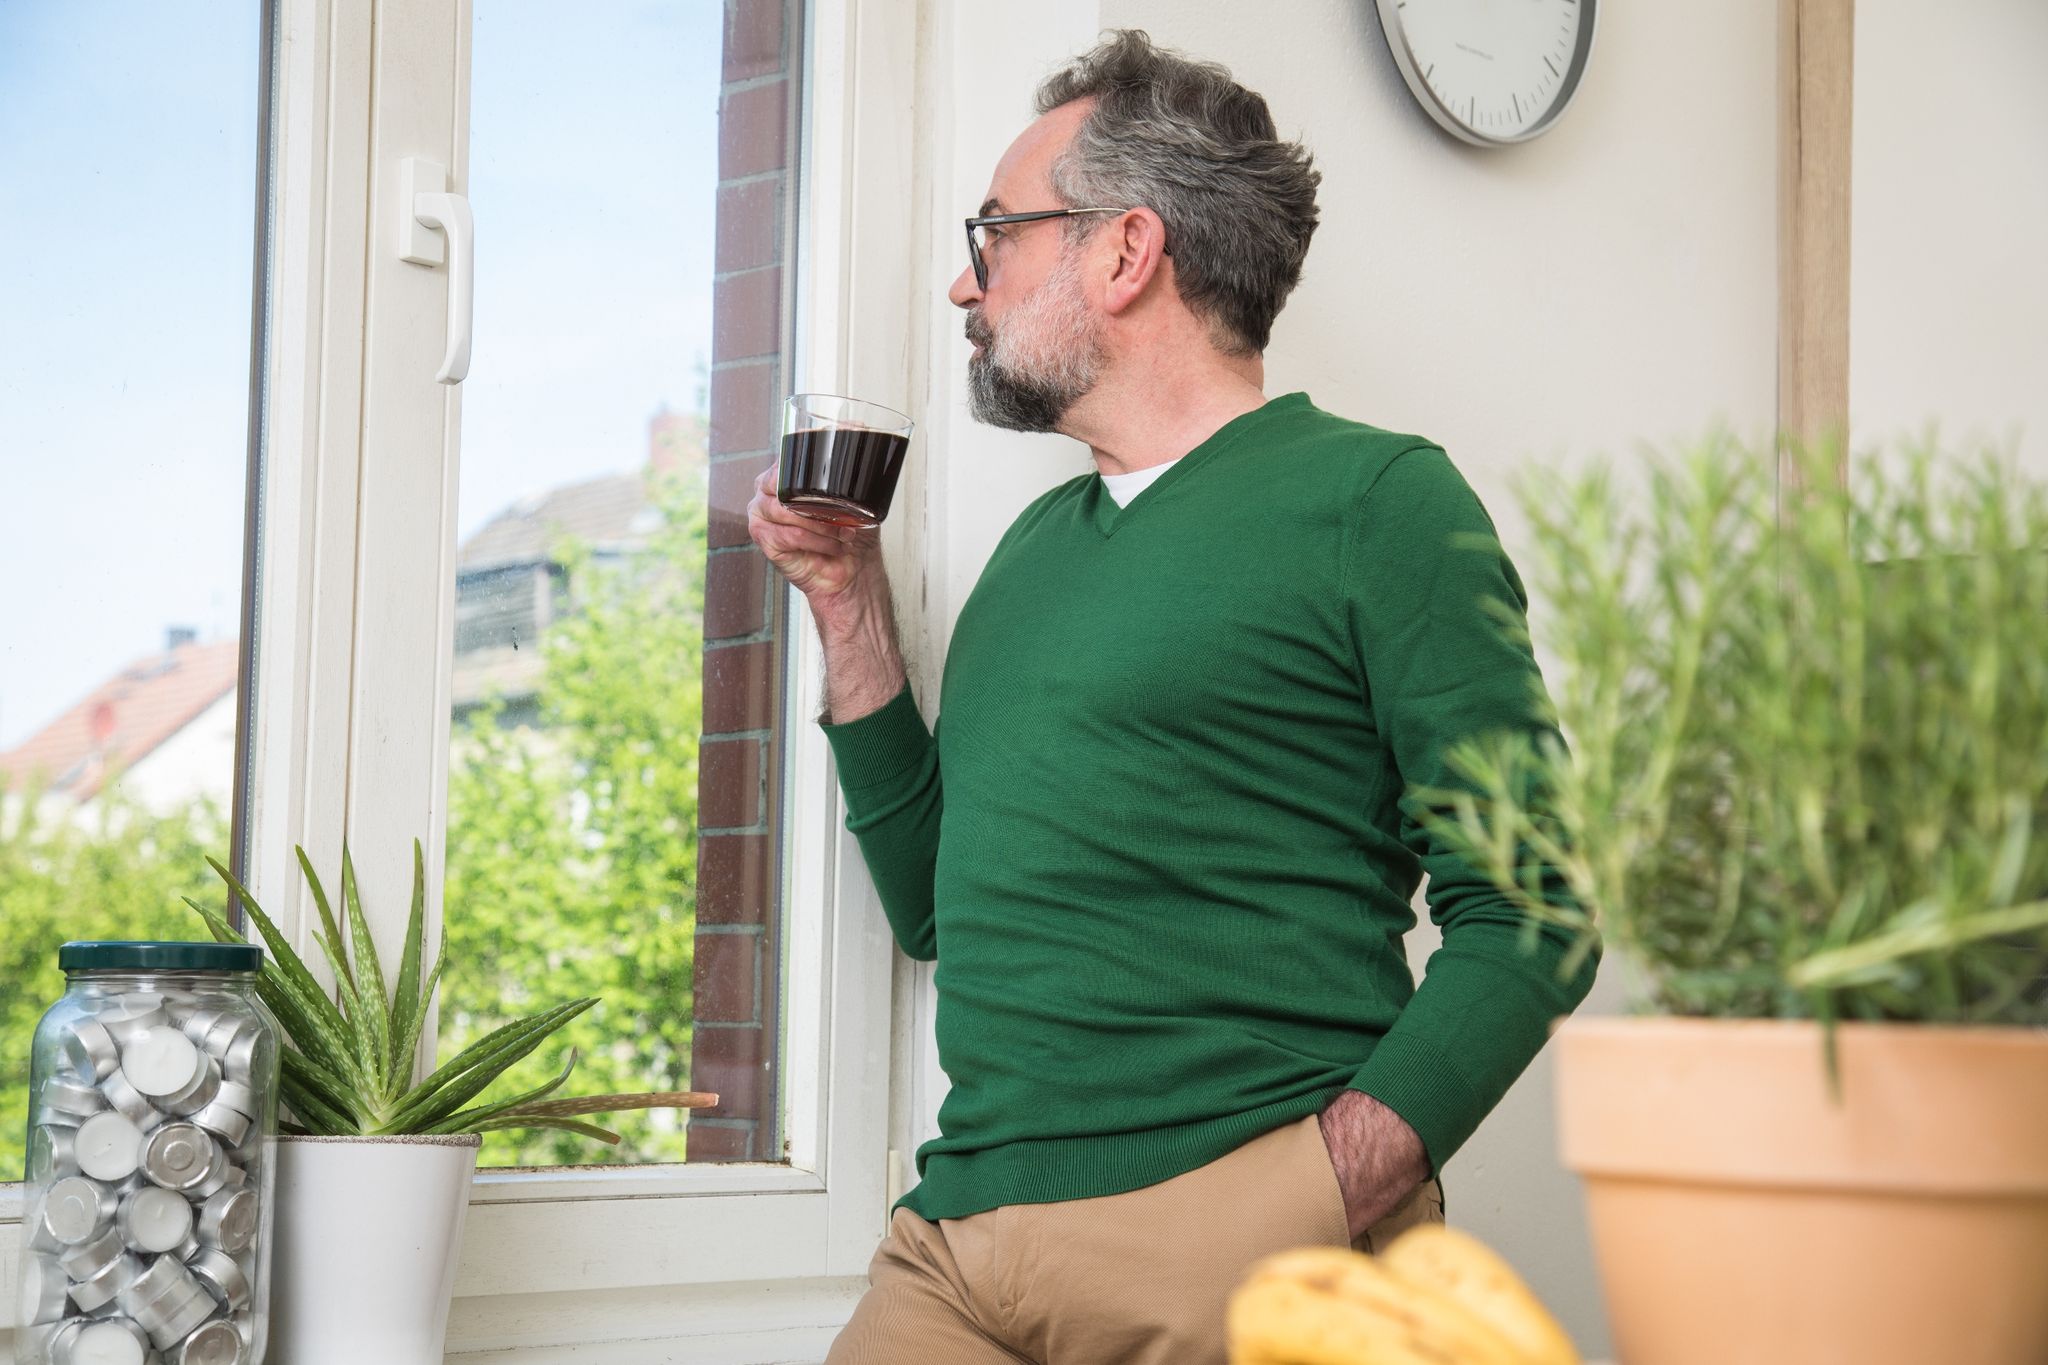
[59,941,265,974]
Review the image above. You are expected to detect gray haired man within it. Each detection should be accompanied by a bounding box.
[750,28,1597,1365]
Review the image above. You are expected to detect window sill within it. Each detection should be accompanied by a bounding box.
[5,1160,866,1319]
[468,1160,821,1204]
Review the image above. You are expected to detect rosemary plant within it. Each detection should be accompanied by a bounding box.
[1411,433,2048,1062]
[187,843,715,1140]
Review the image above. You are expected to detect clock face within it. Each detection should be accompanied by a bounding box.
[1376,0,1597,146]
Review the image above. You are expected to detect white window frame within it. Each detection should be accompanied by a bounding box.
[1,0,932,1352]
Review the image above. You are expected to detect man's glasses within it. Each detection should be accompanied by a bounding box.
[963,207,1136,292]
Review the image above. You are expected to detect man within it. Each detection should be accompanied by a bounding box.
[749,29,1599,1365]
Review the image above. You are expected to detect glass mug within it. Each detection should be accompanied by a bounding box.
[776,393,914,529]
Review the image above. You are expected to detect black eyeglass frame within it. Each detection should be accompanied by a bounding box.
[964,207,1164,291]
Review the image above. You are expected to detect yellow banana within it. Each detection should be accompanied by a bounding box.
[1227,1246,1530,1365]
[1378,1226,1581,1365]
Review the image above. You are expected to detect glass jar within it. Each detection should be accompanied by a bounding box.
[15,942,279,1365]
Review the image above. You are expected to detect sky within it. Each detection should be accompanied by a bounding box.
[0,0,721,750]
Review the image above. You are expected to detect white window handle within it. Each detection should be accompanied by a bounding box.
[398,157,474,385]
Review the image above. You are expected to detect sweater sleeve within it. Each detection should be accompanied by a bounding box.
[1341,446,1602,1180]
[819,681,943,962]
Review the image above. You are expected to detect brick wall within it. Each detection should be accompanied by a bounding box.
[688,0,801,1164]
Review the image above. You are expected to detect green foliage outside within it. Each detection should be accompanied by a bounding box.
[1,463,712,1175]
[0,793,228,1179]
[1416,433,2048,1050]
[442,467,709,1167]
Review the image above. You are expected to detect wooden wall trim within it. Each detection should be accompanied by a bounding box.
[1777,0,1855,498]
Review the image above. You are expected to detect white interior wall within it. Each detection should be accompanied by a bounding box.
[1848,0,2048,479]
[895,3,1781,1358]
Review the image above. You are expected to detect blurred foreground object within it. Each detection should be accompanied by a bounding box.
[1227,1225,1578,1365]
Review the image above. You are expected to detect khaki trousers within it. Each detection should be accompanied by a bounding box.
[824,1113,1446,1365]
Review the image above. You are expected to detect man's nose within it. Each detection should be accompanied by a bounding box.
[948,265,981,310]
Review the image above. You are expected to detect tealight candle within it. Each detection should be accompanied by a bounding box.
[75,1113,146,1183]
[122,1027,204,1098]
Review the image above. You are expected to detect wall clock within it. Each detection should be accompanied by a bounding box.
[1374,0,1598,146]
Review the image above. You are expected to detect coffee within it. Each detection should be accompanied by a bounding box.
[778,425,910,528]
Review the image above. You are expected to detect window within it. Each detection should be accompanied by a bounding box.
[0,0,268,1184]
[437,0,785,1170]
[0,0,913,1350]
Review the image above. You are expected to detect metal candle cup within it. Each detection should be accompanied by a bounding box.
[211,1080,256,1119]
[187,1248,252,1311]
[139,1124,221,1192]
[26,1190,65,1254]
[146,1285,220,1349]
[44,1077,110,1119]
[178,1008,226,1046]
[61,1317,151,1365]
[187,1095,251,1148]
[119,1256,202,1342]
[61,1019,123,1080]
[118,1185,196,1254]
[43,1176,117,1245]
[187,1148,238,1200]
[161,1056,223,1118]
[66,1248,143,1313]
[98,1071,167,1135]
[218,1028,259,1084]
[195,1186,259,1254]
[169,1318,244,1365]
[202,1015,247,1059]
[60,1228,129,1280]
[118,1254,185,1312]
[61,1017,123,1082]
[32,1321,86,1363]
[100,996,170,1048]
[30,1124,81,1181]
[19,1253,71,1324]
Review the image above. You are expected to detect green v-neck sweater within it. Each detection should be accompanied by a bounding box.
[820,392,1600,1222]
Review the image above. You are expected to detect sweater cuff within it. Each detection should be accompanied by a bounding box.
[1346,1032,1476,1184]
[820,681,933,794]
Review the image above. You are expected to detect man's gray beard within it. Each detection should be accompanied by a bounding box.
[965,250,1104,433]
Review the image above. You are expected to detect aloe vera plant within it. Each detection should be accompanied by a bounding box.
[186,841,717,1141]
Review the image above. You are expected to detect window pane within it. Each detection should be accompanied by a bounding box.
[0,2,265,1179]
[443,0,797,1168]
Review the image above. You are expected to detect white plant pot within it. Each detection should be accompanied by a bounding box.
[272,1133,482,1365]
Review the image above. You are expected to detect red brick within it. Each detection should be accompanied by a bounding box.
[719,78,789,181]
[704,549,770,641]
[713,267,782,363]
[699,737,762,829]
[684,1119,756,1161]
[690,1023,765,1115]
[723,0,785,83]
[710,362,779,456]
[704,640,778,733]
[709,454,775,548]
[697,832,771,925]
[694,931,760,1022]
[716,178,780,275]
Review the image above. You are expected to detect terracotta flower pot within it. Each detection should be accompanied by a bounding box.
[1556,1016,2048,1365]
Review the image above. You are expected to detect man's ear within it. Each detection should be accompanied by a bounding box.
[1099,208,1170,317]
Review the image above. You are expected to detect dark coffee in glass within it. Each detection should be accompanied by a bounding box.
[777,394,914,529]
